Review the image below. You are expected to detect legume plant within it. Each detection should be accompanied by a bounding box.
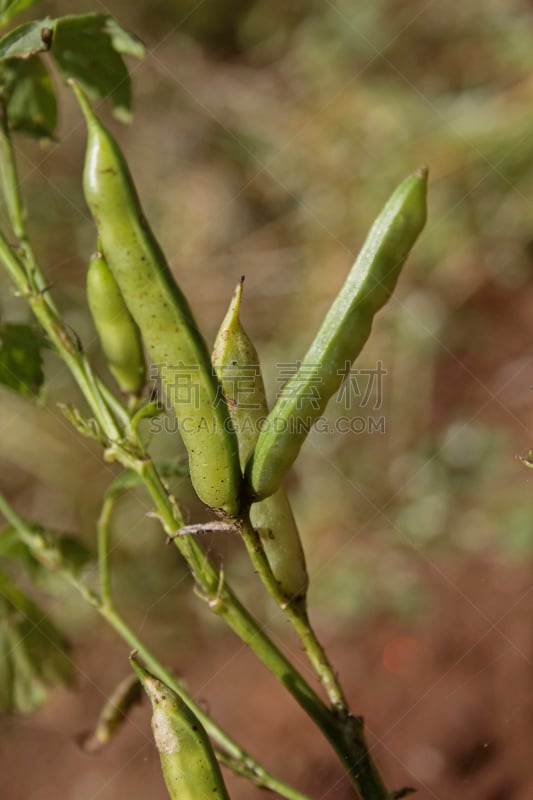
[0,6,427,799]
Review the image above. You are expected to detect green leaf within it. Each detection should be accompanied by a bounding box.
[106,469,144,499]
[104,460,189,503]
[0,14,144,122]
[129,399,163,434]
[158,459,190,479]
[102,16,145,59]
[0,571,73,713]
[57,402,103,442]
[0,323,44,396]
[0,57,56,137]
[0,16,53,58]
[0,1,44,27]
[52,14,145,123]
[0,523,91,576]
[0,523,40,576]
[39,530,91,574]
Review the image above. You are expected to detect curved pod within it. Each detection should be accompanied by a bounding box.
[246,168,428,500]
[212,281,308,600]
[131,657,230,800]
[87,251,146,395]
[71,82,241,515]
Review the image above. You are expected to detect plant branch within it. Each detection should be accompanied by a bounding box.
[0,233,121,441]
[103,607,313,800]
[238,512,347,712]
[96,491,114,610]
[135,459,391,799]
[0,123,390,798]
[0,227,338,748]
[0,490,313,800]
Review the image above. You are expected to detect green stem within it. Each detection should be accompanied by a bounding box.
[237,518,389,798]
[238,513,347,713]
[0,125,390,799]
[217,751,313,800]
[0,234,121,441]
[97,492,114,610]
[0,113,121,441]
[136,459,388,799]
[102,607,313,800]
[0,491,313,800]
[0,103,24,240]
[0,104,54,302]
[137,460,327,718]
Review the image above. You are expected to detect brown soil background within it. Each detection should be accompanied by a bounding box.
[2,556,533,800]
[1,2,533,799]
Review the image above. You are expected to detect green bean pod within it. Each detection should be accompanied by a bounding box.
[246,168,428,500]
[130,656,230,800]
[87,250,146,395]
[71,81,242,515]
[212,280,308,600]
[80,673,142,753]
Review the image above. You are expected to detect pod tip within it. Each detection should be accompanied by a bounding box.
[231,277,244,315]
[129,650,144,679]
[69,79,94,121]
[416,164,429,180]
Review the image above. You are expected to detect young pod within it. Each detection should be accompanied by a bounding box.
[80,673,142,754]
[71,81,242,516]
[87,250,146,395]
[130,656,230,800]
[212,280,308,600]
[246,168,428,500]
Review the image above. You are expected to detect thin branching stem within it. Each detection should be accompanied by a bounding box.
[0,490,313,800]
[238,512,348,712]
[0,115,391,799]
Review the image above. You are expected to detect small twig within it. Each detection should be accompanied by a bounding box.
[167,521,238,541]
[0,492,313,800]
[0,110,391,798]
[238,512,348,713]
[97,492,116,610]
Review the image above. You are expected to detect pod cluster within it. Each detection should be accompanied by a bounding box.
[74,80,427,518]
[72,81,242,516]
[212,279,309,601]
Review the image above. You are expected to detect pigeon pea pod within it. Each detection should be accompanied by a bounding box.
[246,168,428,500]
[70,81,242,515]
[130,656,231,800]
[80,673,142,753]
[212,280,308,600]
[86,250,146,395]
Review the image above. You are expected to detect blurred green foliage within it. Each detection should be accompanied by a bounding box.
[1,0,533,630]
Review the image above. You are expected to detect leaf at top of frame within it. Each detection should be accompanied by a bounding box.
[0,13,145,124]
[0,0,44,28]
[1,56,56,137]
[0,16,52,58]
[52,13,145,123]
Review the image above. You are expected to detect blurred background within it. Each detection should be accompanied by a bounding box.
[1,0,533,798]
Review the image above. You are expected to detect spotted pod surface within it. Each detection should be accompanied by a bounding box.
[130,657,230,800]
[212,280,308,600]
[246,168,428,501]
[86,250,146,395]
[72,81,242,515]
